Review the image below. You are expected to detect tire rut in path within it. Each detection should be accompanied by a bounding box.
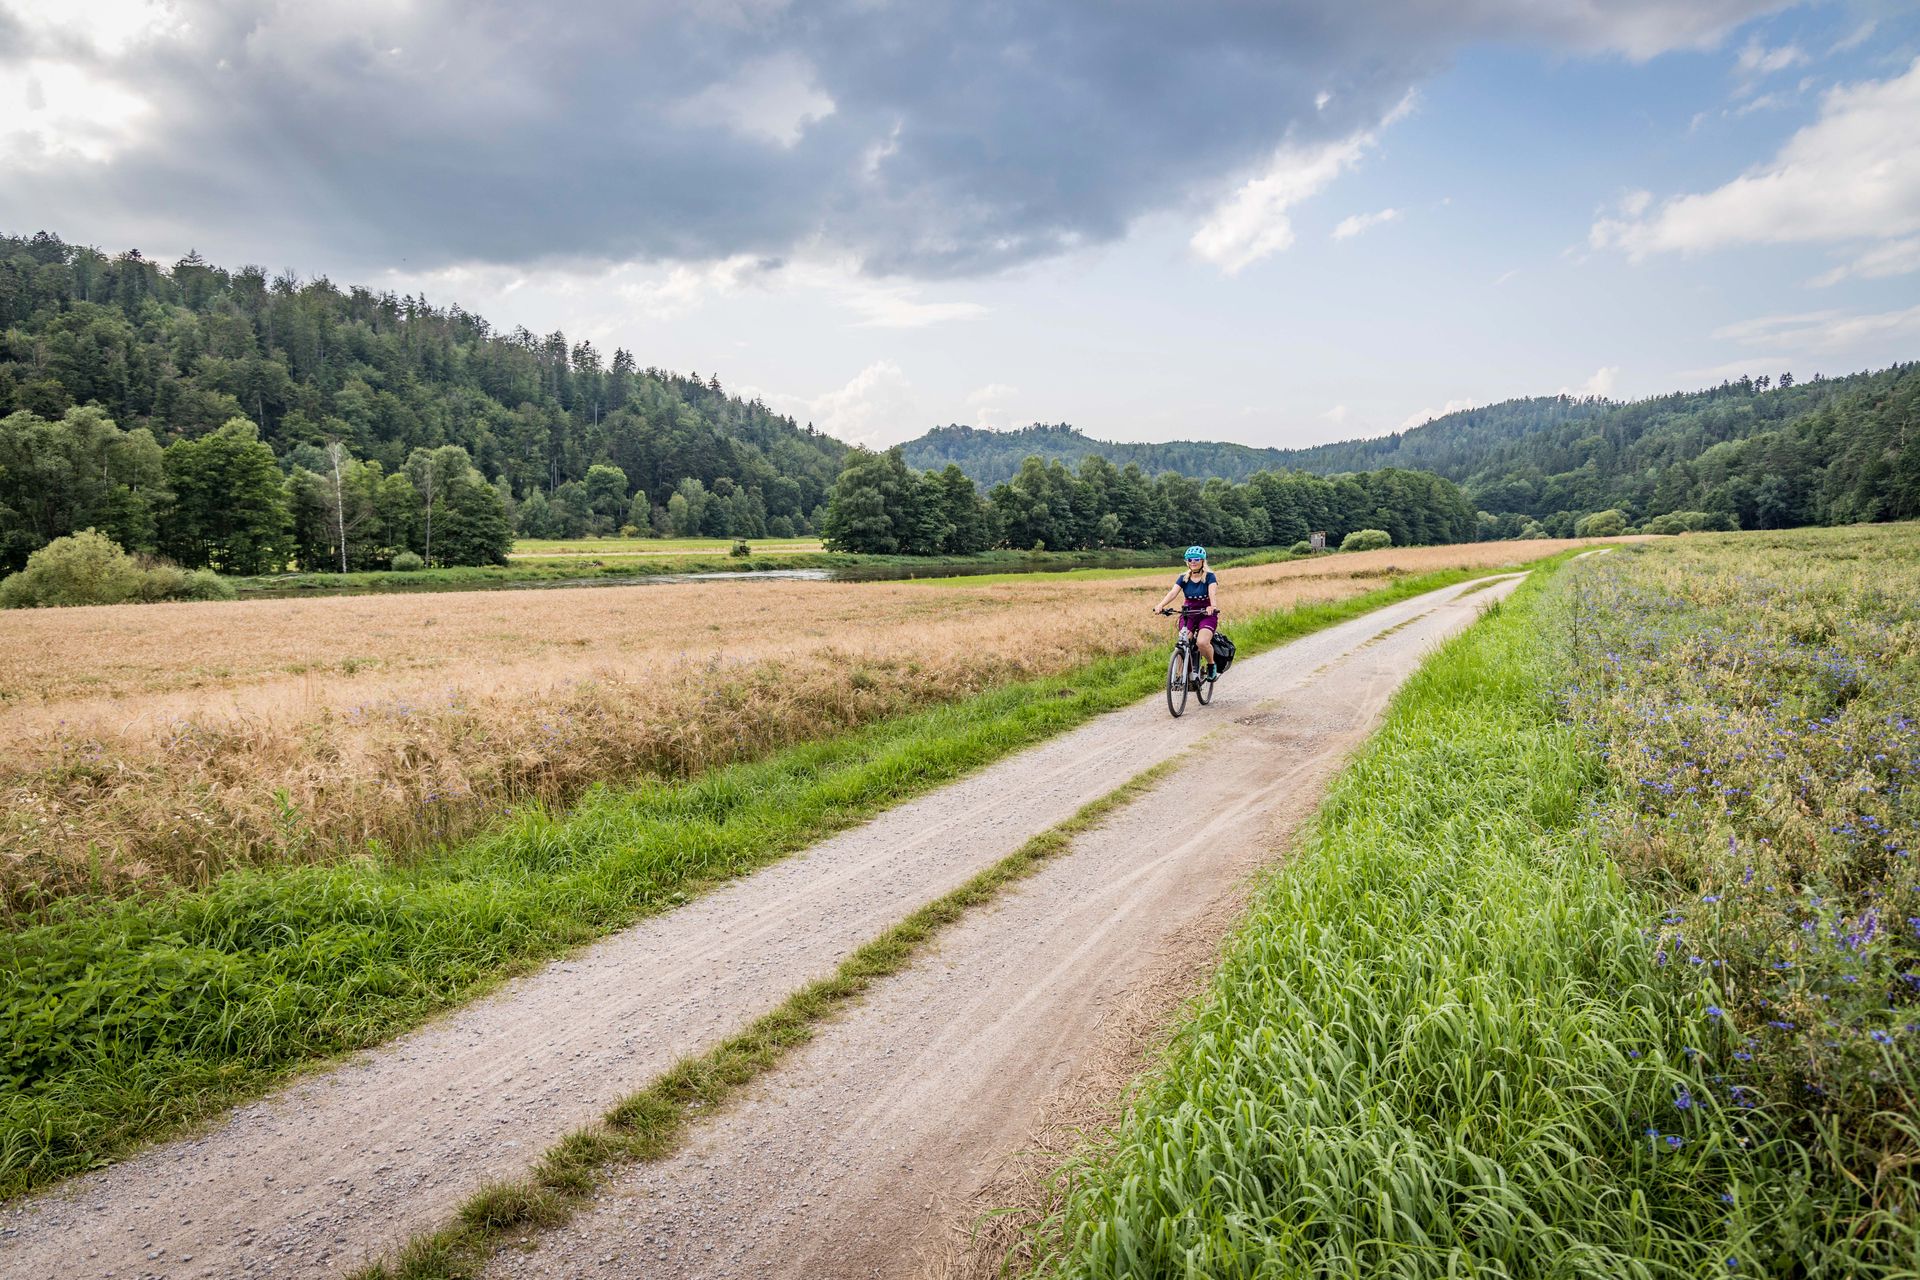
[0,576,1517,1280]
[485,575,1523,1280]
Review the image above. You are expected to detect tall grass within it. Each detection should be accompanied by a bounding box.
[0,564,1515,1200]
[1036,543,1917,1279]
[2,545,1565,911]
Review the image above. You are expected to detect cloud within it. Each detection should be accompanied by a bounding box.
[759,361,923,446]
[1712,305,1920,352]
[1400,397,1481,429]
[1591,58,1920,259]
[0,0,1789,281]
[1734,38,1808,79]
[965,383,1022,430]
[1332,207,1401,240]
[1808,236,1920,287]
[1194,95,1413,272]
[1559,366,1620,398]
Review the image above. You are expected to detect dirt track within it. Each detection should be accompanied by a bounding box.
[0,575,1520,1280]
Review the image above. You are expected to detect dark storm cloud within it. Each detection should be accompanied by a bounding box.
[0,0,1785,277]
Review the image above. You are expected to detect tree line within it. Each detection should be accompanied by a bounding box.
[821,449,1477,554]
[1,405,511,572]
[0,230,849,568]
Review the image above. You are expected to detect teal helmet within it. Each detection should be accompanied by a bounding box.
[1184,545,1207,561]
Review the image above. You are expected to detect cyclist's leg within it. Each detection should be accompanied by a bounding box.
[1196,625,1216,674]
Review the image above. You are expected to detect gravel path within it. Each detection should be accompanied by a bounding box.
[485,574,1524,1280]
[0,575,1518,1280]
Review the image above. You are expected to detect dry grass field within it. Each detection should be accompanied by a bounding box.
[1,541,1585,910]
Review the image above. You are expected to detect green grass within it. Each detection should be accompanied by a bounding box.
[354,758,1181,1280]
[1032,547,1916,1279]
[0,559,1536,1200]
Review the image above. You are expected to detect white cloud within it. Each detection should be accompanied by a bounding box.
[965,382,1023,430]
[674,52,835,147]
[1808,236,1920,287]
[1400,397,1481,430]
[1314,90,1332,111]
[1,57,153,163]
[1591,58,1920,259]
[1191,93,1414,273]
[1830,20,1876,54]
[1712,305,1920,353]
[759,361,923,447]
[1559,365,1620,398]
[1322,404,1352,424]
[1735,38,1808,78]
[1491,268,1521,286]
[1332,207,1400,240]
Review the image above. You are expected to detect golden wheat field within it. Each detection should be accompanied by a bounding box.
[1,541,1585,908]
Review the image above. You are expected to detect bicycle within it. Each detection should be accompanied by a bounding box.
[1157,608,1216,717]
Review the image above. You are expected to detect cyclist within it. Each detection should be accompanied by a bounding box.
[1152,546,1221,682]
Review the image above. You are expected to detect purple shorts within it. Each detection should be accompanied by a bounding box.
[1177,610,1218,635]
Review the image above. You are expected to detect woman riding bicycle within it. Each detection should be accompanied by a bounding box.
[1152,546,1221,682]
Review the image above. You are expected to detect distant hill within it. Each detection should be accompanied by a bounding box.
[902,363,1919,535]
[903,423,1302,487]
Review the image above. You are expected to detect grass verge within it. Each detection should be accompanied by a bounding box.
[353,758,1181,1280]
[0,559,1548,1199]
[1031,544,1914,1278]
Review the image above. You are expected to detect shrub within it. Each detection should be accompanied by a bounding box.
[391,551,425,572]
[177,569,237,601]
[1,530,155,607]
[0,532,234,607]
[1642,510,1736,535]
[1338,528,1391,553]
[619,524,641,539]
[1289,540,1313,556]
[1574,508,1629,538]
[729,539,752,558]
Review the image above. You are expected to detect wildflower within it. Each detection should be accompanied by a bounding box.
[1674,1090,1695,1110]
[1706,1006,1724,1018]
[1667,1135,1685,1149]
[1871,1030,1894,1045]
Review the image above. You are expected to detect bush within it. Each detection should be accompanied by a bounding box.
[1338,528,1392,553]
[0,531,234,607]
[390,551,425,572]
[1641,510,1736,535]
[618,524,641,539]
[1289,540,1313,556]
[1574,508,1629,538]
[729,539,752,558]
[177,569,237,601]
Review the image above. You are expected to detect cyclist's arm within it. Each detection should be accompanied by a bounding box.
[1152,584,1180,611]
[1208,578,1221,616]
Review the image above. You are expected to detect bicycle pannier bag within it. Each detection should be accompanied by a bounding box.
[1213,632,1235,674]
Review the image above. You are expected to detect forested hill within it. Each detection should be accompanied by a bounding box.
[1295,365,1917,536]
[0,231,849,548]
[904,423,1303,486]
[905,363,1918,536]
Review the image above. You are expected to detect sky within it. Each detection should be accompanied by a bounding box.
[2,0,1918,449]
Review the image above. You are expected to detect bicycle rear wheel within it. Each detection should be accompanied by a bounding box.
[1166,645,1189,717]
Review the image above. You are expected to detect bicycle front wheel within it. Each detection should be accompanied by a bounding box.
[1166,645,1189,717]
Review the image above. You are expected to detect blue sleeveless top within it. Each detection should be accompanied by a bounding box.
[1177,571,1217,613]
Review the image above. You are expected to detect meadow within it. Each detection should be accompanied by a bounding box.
[0,549,1569,1197]
[1032,524,1919,1278]
[0,540,1579,912]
